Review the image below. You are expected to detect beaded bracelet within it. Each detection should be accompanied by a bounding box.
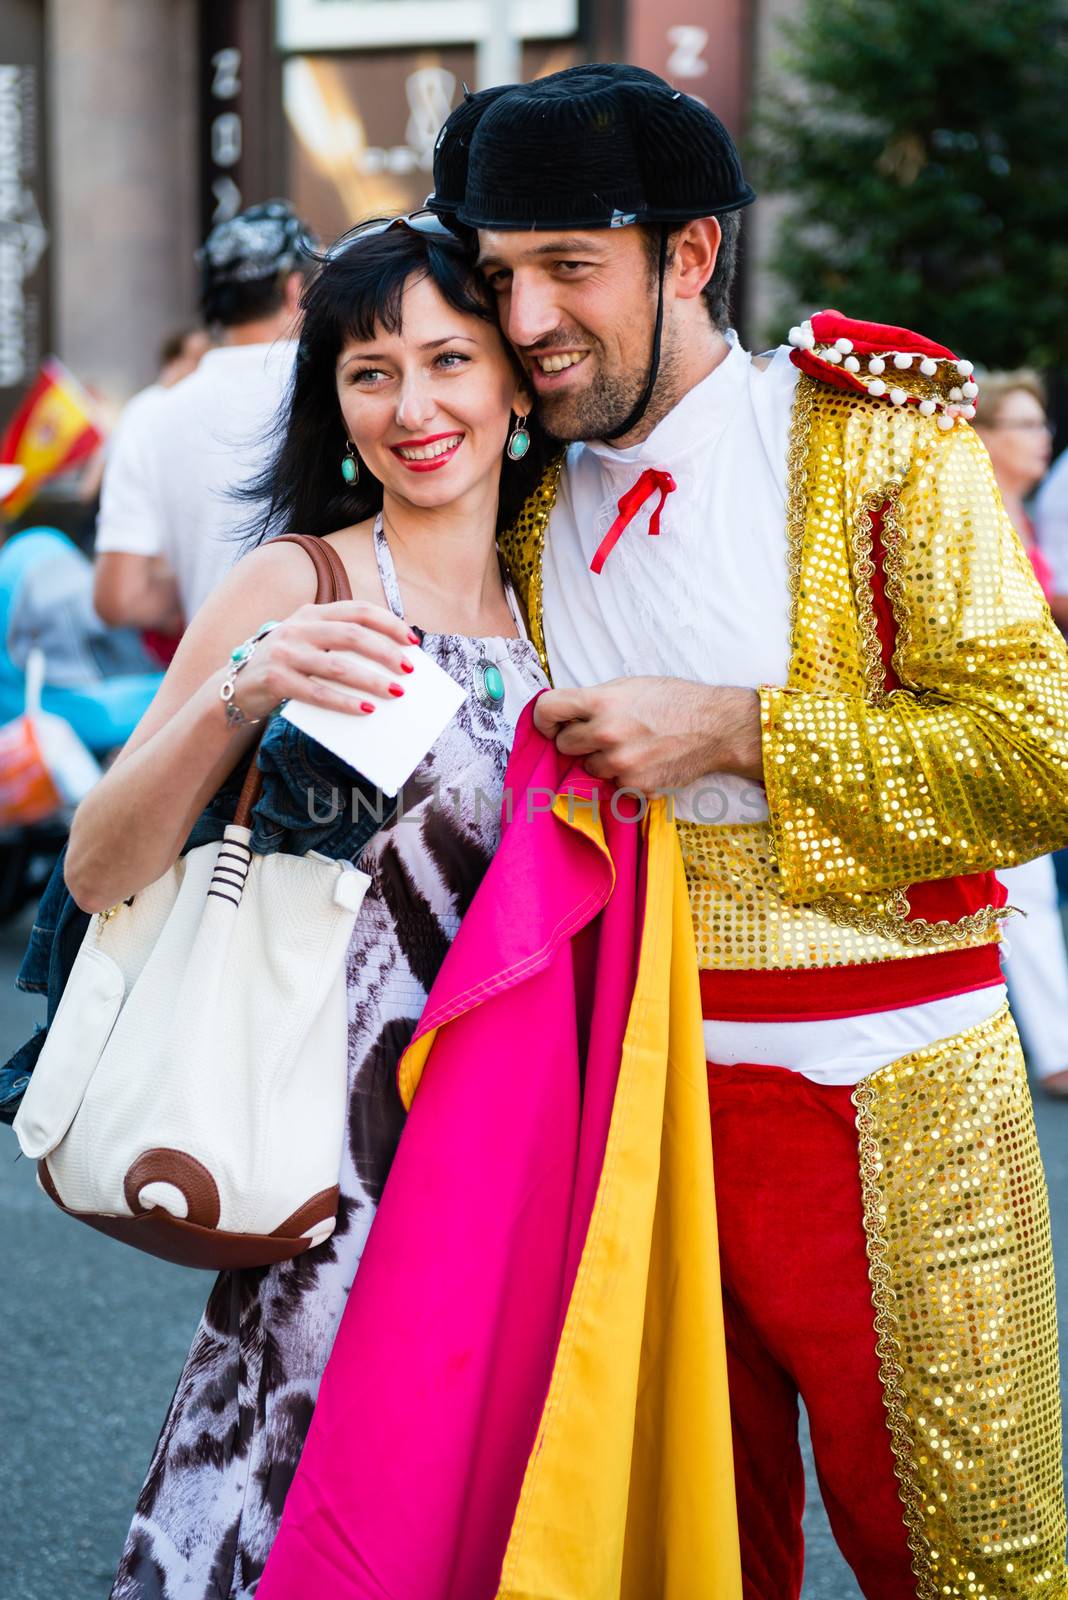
[219,620,281,728]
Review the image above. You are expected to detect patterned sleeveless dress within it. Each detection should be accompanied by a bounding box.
[111,522,548,1599]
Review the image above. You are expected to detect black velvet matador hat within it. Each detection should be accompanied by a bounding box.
[428,64,756,232]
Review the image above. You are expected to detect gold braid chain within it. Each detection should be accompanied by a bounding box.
[852,1076,939,1600]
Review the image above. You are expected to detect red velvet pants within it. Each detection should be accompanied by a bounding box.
[706,1060,918,1600]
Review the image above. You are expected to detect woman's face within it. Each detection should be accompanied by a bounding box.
[978,388,1053,496]
[335,272,524,510]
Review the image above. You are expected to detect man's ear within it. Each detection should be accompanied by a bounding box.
[284,271,305,315]
[672,217,721,303]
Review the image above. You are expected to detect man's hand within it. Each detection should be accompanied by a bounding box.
[532,677,763,793]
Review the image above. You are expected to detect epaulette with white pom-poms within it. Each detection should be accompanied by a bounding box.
[787,310,979,430]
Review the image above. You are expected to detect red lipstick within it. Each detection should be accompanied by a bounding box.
[388,432,464,473]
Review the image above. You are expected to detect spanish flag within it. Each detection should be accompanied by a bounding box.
[0,358,102,519]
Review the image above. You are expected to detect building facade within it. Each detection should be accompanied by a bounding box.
[1,0,768,436]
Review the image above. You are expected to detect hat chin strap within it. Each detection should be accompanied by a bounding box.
[601,225,668,443]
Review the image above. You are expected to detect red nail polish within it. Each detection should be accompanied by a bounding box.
[388,683,405,698]
[400,659,415,673]
[407,630,420,645]
[360,701,375,714]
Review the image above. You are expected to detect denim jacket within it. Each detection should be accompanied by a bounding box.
[0,718,396,1123]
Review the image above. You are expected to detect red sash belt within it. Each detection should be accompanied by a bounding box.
[700,945,1003,1024]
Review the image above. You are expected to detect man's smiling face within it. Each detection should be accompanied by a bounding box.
[476,226,661,443]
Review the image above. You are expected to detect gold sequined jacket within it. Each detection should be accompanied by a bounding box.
[500,315,1068,977]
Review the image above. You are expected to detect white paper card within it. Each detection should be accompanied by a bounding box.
[280,645,467,797]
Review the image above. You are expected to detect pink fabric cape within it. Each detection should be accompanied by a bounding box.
[257,706,647,1600]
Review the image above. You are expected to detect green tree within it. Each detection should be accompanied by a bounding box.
[750,0,1068,368]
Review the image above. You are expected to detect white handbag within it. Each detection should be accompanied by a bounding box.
[13,536,370,1270]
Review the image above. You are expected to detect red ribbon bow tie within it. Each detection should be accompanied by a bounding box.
[589,467,677,575]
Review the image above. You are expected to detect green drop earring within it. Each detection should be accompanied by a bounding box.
[506,414,531,462]
[341,442,360,485]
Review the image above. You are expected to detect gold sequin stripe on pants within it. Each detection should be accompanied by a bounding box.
[853,1003,1068,1598]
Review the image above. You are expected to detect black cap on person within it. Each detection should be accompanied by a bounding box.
[196,200,316,289]
[428,64,755,233]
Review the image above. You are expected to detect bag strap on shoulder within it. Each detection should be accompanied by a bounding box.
[273,533,353,608]
[232,535,354,830]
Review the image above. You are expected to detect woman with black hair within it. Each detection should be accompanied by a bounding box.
[64,215,549,1599]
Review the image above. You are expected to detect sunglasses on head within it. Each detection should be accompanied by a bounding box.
[325,209,456,260]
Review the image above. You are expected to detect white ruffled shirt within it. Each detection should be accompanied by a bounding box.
[541,334,1004,1083]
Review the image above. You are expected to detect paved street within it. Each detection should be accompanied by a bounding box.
[0,906,1065,1600]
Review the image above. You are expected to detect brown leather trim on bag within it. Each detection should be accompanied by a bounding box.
[232,534,353,829]
[123,1149,221,1228]
[271,1186,340,1238]
[38,1159,62,1206]
[38,1161,340,1270]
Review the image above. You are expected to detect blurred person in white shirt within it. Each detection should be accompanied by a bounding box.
[93,201,314,634]
[1035,403,1068,609]
[77,326,212,524]
[976,370,1068,1096]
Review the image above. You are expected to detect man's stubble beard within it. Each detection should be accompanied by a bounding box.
[536,323,684,448]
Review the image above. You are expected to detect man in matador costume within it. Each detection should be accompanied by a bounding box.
[428,64,1068,1600]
